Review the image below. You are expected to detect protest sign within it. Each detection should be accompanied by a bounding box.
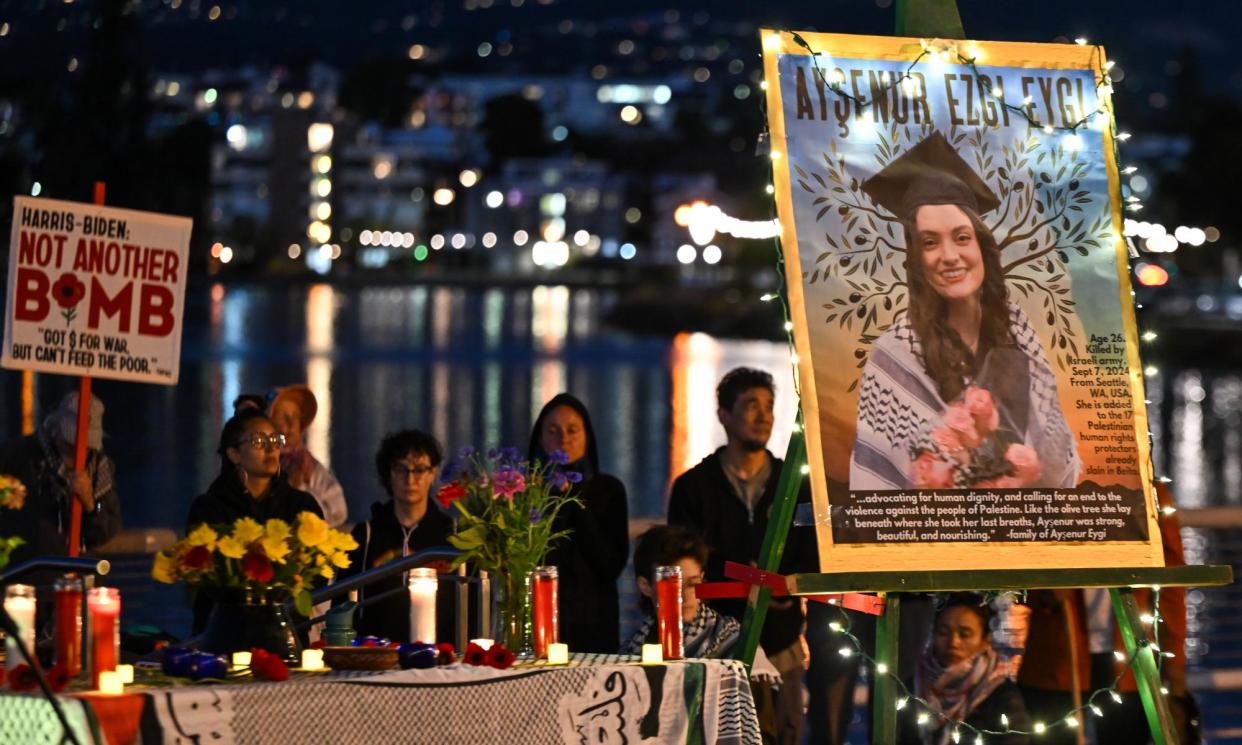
[4,196,193,385]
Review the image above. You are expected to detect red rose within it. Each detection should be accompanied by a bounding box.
[45,664,70,692]
[464,642,488,666]
[943,404,983,448]
[435,643,456,666]
[252,656,289,682]
[964,386,1001,435]
[912,451,955,489]
[436,481,467,510]
[485,644,515,670]
[1005,444,1042,485]
[241,549,274,583]
[182,545,212,571]
[51,273,86,309]
[7,664,37,692]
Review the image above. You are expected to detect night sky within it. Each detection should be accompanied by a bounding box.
[0,0,1239,112]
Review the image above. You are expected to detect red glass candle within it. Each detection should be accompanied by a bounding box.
[87,587,120,689]
[54,576,83,677]
[655,566,683,660]
[531,566,559,659]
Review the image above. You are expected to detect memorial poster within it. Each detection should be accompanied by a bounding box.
[761,31,1163,571]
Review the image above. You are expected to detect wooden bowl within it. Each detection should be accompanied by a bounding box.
[321,646,399,671]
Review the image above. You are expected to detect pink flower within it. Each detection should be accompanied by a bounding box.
[943,404,982,448]
[912,451,955,489]
[929,426,967,464]
[964,387,1000,435]
[1005,444,1041,485]
[492,468,525,500]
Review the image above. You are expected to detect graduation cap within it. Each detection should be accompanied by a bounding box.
[860,131,1000,221]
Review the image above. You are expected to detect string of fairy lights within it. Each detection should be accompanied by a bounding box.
[754,29,1178,742]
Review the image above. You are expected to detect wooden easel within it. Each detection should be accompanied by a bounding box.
[734,4,1236,744]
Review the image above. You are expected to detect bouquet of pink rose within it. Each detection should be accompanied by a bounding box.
[910,385,1042,489]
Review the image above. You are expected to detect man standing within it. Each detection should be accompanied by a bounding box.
[0,391,120,564]
[668,367,815,745]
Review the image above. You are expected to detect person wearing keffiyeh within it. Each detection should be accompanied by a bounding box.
[900,594,1031,745]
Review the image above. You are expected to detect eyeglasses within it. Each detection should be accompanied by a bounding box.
[235,433,287,451]
[391,464,437,480]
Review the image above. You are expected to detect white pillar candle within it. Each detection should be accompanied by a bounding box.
[232,651,252,668]
[641,644,664,664]
[98,670,124,695]
[547,643,569,665]
[470,638,494,651]
[407,568,437,644]
[116,664,134,684]
[301,649,325,671]
[4,585,36,679]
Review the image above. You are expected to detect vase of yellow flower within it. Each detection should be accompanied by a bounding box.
[153,512,357,661]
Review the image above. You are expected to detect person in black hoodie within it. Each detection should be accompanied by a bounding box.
[668,367,817,745]
[338,430,455,643]
[528,393,630,653]
[186,409,323,634]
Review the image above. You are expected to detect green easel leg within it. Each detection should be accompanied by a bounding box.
[1110,587,1178,745]
[872,593,902,745]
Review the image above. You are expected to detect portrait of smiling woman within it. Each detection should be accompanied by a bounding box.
[849,132,1080,491]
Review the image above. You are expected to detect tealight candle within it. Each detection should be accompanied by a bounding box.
[98,670,124,695]
[470,638,494,651]
[547,643,569,665]
[301,649,325,671]
[87,587,121,689]
[232,651,252,668]
[116,664,134,684]
[641,644,663,664]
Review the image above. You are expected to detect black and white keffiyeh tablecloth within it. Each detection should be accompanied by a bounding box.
[0,654,761,744]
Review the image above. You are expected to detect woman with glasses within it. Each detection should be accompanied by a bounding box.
[337,429,454,643]
[186,408,323,633]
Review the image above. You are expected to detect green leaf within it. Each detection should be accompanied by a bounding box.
[295,590,313,618]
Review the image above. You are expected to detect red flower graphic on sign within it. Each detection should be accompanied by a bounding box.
[50,273,86,326]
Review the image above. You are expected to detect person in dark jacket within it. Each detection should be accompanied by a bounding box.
[667,367,817,745]
[528,393,630,653]
[899,594,1031,745]
[338,430,455,643]
[186,408,322,633]
[0,391,120,566]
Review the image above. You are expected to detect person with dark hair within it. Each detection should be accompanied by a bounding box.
[620,525,738,658]
[528,393,629,653]
[898,594,1030,745]
[0,391,120,565]
[231,394,267,415]
[850,131,1080,491]
[186,409,323,633]
[337,429,454,643]
[668,366,817,745]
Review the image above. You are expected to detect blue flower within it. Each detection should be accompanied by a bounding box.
[487,448,498,459]
[456,446,476,459]
[440,459,461,483]
[551,472,569,492]
[564,470,583,484]
[549,449,569,466]
[529,508,543,524]
[499,446,522,462]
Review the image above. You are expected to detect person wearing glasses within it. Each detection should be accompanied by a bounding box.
[337,429,454,643]
[186,408,323,633]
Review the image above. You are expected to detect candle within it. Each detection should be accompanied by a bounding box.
[641,644,664,664]
[655,565,684,661]
[232,651,252,668]
[87,587,121,689]
[116,664,134,684]
[470,638,494,651]
[97,670,124,695]
[531,566,559,659]
[547,643,569,665]
[301,649,325,671]
[53,576,83,677]
[4,585,36,682]
[407,567,437,644]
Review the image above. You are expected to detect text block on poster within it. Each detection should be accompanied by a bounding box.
[761,31,1163,571]
[3,196,193,385]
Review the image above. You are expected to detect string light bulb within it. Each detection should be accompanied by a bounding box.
[838,646,853,657]
[917,713,931,726]
[1110,690,1124,704]
[1033,722,1047,734]
[1065,716,1079,728]
[761,293,777,302]
[895,695,906,709]
[1000,714,1009,729]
